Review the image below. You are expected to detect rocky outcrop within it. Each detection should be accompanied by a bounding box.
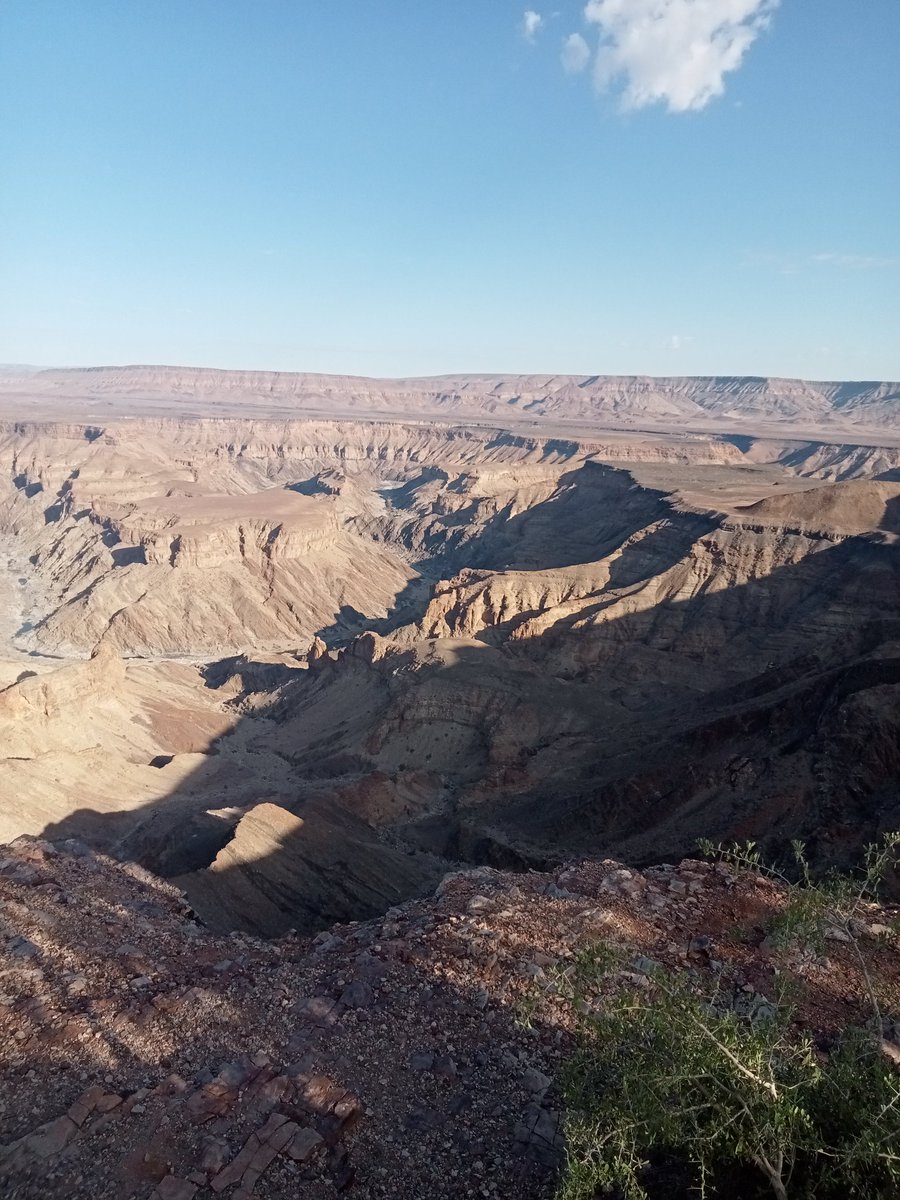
[0,643,125,719]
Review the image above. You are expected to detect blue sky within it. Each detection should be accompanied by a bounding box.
[1,1,897,379]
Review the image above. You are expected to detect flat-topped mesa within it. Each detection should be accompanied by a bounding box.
[102,491,343,571]
[0,414,749,474]
[731,478,900,539]
[2,365,898,434]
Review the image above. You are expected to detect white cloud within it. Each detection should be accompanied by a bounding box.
[561,32,591,74]
[811,253,897,270]
[522,10,544,42]
[664,334,693,350]
[744,250,898,273]
[583,0,779,113]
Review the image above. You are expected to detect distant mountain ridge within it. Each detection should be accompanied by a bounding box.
[1,364,897,436]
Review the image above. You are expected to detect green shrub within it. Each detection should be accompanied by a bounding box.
[557,836,900,1200]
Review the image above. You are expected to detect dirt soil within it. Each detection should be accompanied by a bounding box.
[1,837,897,1199]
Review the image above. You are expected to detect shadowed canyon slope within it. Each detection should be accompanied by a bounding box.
[1,386,898,939]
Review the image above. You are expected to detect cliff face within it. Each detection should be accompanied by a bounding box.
[2,365,898,435]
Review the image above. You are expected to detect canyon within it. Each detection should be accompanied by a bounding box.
[0,367,897,938]
[1,366,899,1199]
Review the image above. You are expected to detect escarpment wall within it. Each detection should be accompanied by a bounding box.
[0,416,751,658]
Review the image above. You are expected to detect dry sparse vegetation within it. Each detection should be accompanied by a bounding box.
[559,836,900,1200]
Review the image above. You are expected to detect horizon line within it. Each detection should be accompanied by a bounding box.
[2,363,897,388]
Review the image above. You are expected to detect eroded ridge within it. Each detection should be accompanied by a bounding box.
[1,414,898,934]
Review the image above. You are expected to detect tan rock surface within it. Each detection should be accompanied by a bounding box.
[0,403,898,932]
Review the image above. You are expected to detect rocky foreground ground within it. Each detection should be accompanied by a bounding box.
[1,837,897,1199]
